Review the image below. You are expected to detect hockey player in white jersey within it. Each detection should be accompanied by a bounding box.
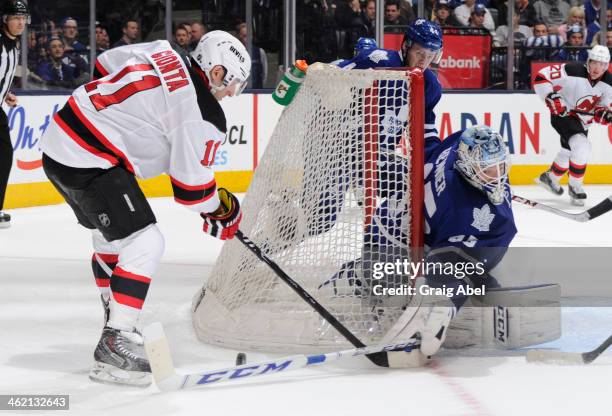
[40,30,251,386]
[534,45,612,205]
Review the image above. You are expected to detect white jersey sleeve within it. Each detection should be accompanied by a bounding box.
[533,64,561,101]
[167,119,224,214]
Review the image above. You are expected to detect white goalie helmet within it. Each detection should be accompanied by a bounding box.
[191,30,251,95]
[455,125,510,205]
[587,45,610,71]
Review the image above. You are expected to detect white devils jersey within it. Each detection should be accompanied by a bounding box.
[534,62,612,129]
[40,40,224,213]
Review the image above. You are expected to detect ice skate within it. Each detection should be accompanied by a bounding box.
[568,184,587,206]
[89,326,152,387]
[0,211,11,229]
[535,171,564,196]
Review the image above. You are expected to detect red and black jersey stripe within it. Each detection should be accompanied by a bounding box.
[91,252,119,288]
[569,161,587,178]
[54,97,135,173]
[110,267,151,309]
[170,176,216,206]
[534,74,551,85]
[93,59,109,80]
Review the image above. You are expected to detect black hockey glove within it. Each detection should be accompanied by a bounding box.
[593,106,612,125]
[201,188,242,240]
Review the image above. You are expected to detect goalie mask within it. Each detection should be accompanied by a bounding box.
[191,30,251,96]
[455,125,510,205]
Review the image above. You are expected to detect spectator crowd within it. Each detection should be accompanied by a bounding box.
[16,1,612,91]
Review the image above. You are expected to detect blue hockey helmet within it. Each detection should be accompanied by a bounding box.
[354,37,378,56]
[402,19,443,68]
[455,125,510,205]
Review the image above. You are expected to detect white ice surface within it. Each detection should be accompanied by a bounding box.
[0,185,611,416]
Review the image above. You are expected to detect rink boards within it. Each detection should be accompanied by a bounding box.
[5,92,612,208]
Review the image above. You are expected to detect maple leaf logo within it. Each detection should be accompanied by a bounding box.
[368,49,389,63]
[471,204,495,232]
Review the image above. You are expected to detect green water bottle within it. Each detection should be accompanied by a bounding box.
[272,60,308,106]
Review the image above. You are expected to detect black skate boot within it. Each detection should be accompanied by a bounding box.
[0,211,11,229]
[89,326,152,387]
[568,184,587,206]
[535,171,564,196]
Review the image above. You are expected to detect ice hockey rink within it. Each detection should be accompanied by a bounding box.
[1,185,611,416]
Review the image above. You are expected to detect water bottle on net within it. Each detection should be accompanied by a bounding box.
[272,60,308,106]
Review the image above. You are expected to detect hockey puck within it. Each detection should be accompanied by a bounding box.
[236,352,247,366]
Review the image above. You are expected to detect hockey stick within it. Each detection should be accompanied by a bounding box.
[526,335,612,364]
[143,322,419,391]
[511,194,612,222]
[234,230,399,367]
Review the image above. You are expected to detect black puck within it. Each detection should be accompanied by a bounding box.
[236,352,247,365]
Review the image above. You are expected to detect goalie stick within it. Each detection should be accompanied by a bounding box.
[526,335,612,364]
[142,322,419,391]
[511,194,612,222]
[235,230,407,367]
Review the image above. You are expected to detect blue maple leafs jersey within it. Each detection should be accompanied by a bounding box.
[333,47,442,141]
[423,131,517,270]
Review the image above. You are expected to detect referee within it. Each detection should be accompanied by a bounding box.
[0,0,28,228]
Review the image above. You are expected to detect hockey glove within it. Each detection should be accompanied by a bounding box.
[593,106,612,125]
[201,188,242,240]
[545,92,568,117]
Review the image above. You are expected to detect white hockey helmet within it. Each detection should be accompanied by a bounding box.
[191,30,251,95]
[587,45,610,71]
[455,125,510,205]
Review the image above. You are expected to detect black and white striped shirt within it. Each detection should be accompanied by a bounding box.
[0,30,19,104]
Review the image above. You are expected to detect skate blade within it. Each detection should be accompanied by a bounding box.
[0,222,10,229]
[89,361,152,388]
[570,198,585,207]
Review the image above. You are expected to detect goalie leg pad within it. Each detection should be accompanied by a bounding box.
[445,284,561,349]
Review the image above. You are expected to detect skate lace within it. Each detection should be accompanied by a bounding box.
[115,331,144,361]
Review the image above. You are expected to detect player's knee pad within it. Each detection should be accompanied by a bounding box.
[444,283,561,349]
[116,224,165,277]
[568,133,590,164]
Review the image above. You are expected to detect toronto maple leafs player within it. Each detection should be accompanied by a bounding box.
[534,45,612,206]
[333,19,443,142]
[357,125,516,359]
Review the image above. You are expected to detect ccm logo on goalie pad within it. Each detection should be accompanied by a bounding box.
[494,306,509,345]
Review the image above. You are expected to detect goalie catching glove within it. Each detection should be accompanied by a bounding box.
[201,188,242,240]
[545,92,568,117]
[593,106,612,125]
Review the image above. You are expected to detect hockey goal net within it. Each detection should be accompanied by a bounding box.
[193,64,425,353]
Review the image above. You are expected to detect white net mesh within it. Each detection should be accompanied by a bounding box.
[193,64,423,353]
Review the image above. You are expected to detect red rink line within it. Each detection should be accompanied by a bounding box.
[429,361,493,416]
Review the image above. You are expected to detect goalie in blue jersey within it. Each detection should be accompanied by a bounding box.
[367,125,517,358]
